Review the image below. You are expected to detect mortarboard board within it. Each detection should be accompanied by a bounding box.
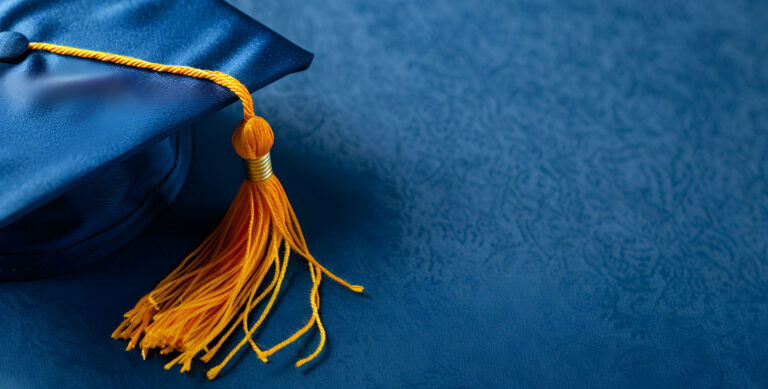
[0,0,362,380]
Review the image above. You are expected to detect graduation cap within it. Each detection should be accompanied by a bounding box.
[0,0,362,379]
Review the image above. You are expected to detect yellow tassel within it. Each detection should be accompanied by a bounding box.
[25,42,364,380]
[113,119,363,379]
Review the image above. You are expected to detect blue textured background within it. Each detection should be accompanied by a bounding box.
[2,0,768,387]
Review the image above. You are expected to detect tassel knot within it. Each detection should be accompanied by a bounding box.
[232,116,274,159]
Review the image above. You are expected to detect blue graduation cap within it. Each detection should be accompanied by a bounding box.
[0,0,362,379]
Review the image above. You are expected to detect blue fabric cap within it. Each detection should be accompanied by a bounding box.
[0,0,313,279]
[0,31,28,60]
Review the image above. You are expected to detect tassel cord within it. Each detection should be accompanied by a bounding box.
[28,41,364,379]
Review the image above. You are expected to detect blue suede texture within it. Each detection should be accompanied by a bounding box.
[1,0,768,388]
[0,0,312,279]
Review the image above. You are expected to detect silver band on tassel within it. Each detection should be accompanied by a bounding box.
[243,153,273,182]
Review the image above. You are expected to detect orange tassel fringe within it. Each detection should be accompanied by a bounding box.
[27,42,364,380]
[112,175,362,379]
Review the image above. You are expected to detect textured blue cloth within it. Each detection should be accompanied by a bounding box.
[2,0,768,388]
[0,0,312,279]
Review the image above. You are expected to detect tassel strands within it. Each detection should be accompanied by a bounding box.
[27,42,363,379]
[113,173,361,379]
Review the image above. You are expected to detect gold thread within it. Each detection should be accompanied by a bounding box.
[243,153,273,182]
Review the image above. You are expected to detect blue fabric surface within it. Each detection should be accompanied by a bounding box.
[2,0,768,387]
[0,0,312,279]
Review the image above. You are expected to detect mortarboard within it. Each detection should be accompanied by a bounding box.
[0,0,362,380]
